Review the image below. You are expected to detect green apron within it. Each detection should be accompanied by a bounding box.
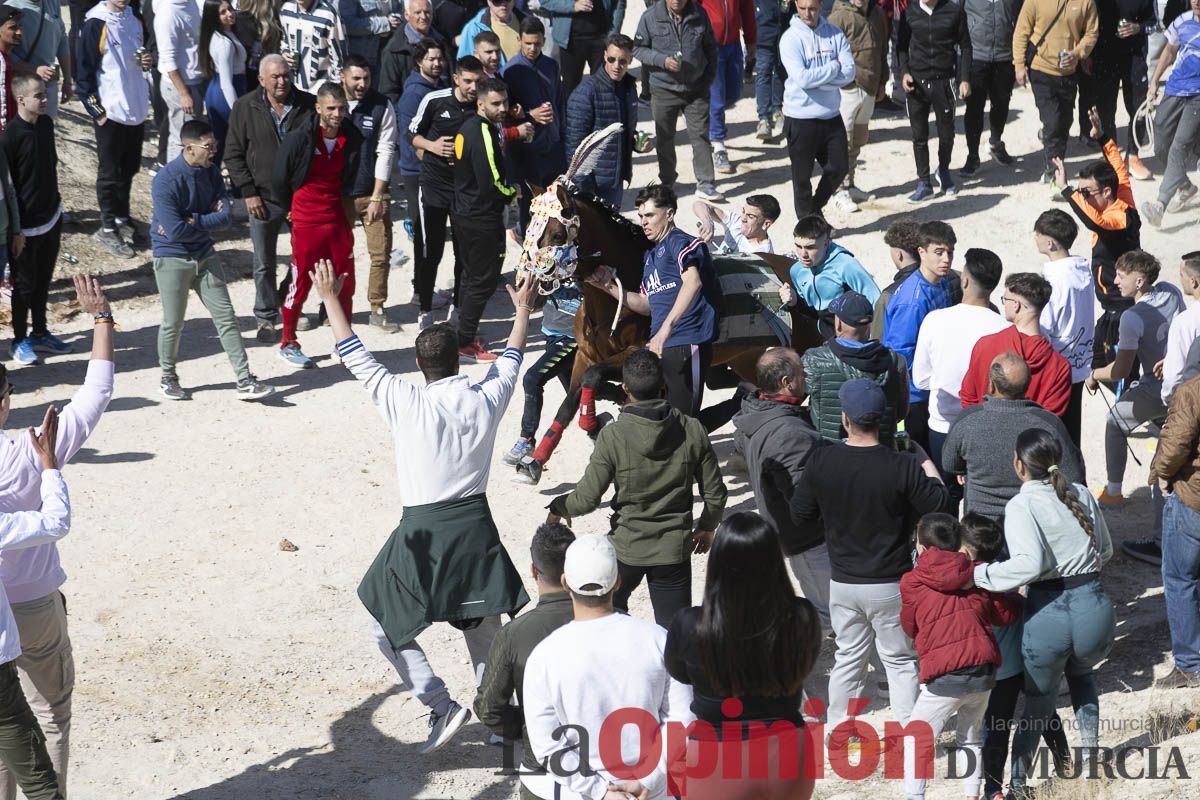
[358,493,530,647]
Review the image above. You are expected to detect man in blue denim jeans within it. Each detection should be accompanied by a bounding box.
[1149,371,1200,689]
[752,0,786,140]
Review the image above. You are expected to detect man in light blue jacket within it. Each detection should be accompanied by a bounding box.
[779,0,855,218]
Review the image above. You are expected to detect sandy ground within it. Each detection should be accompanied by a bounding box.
[13,34,1200,800]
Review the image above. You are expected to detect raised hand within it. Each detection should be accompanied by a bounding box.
[311,259,346,303]
[74,273,111,316]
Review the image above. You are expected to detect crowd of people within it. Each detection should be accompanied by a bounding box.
[0,0,1194,796]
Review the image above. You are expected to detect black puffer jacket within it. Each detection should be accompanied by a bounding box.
[802,339,908,446]
[732,392,825,556]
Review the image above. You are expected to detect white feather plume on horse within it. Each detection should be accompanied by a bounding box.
[561,122,624,188]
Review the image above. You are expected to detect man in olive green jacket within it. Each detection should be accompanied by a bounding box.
[547,349,727,627]
[828,0,886,212]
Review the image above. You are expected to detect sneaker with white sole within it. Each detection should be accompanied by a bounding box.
[846,185,870,203]
[9,339,38,365]
[755,118,772,141]
[27,332,72,355]
[713,150,734,174]
[1168,183,1198,213]
[907,181,934,204]
[936,167,958,196]
[458,339,497,362]
[369,308,401,333]
[160,378,189,400]
[236,376,275,401]
[696,183,725,202]
[94,228,135,258]
[279,343,315,369]
[503,438,534,466]
[831,190,860,213]
[1142,200,1165,228]
[420,702,471,754]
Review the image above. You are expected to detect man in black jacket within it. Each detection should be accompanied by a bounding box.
[791,378,947,745]
[271,83,364,368]
[452,77,517,361]
[379,0,443,102]
[732,347,831,632]
[409,55,483,328]
[225,54,317,344]
[897,0,972,202]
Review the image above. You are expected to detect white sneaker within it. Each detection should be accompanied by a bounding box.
[832,190,860,213]
[419,702,471,754]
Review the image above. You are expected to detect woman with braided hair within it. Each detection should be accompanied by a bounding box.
[972,428,1115,800]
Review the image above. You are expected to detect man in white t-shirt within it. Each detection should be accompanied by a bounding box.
[692,194,780,254]
[1162,252,1200,406]
[912,247,1007,499]
[1034,209,1095,447]
[523,535,693,800]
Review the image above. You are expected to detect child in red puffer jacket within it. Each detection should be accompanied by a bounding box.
[900,513,1022,800]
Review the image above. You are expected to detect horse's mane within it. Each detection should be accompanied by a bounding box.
[559,182,650,250]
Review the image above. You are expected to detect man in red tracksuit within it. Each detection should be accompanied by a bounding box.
[698,0,755,175]
[272,82,365,369]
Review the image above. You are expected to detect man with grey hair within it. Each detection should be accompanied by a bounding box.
[732,347,831,632]
[943,351,1084,520]
[224,54,317,343]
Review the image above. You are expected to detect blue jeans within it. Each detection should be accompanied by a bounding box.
[1010,578,1115,789]
[710,42,745,142]
[1163,492,1200,672]
[754,43,784,120]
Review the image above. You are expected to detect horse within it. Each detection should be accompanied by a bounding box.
[512,181,822,485]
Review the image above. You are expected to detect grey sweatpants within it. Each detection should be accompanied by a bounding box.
[903,685,990,799]
[1153,93,1200,207]
[1105,378,1166,533]
[826,580,920,734]
[369,616,501,716]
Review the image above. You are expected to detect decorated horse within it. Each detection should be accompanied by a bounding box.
[510,124,823,485]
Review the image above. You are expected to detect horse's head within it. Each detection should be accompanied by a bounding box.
[518,182,582,294]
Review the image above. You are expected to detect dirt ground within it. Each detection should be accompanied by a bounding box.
[15,43,1200,800]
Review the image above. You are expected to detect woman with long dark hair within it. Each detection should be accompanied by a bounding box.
[198,0,246,164]
[664,512,821,800]
[972,428,1115,799]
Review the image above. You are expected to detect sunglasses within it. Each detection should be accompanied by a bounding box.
[605,56,631,66]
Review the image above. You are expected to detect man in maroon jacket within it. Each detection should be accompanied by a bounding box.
[960,272,1072,416]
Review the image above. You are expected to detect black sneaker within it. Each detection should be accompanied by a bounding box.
[256,323,278,344]
[94,228,135,259]
[1122,537,1162,566]
[160,378,189,400]
[961,154,981,176]
[990,141,1015,165]
[236,376,275,401]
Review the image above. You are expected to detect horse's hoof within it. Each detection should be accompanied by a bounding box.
[586,412,613,440]
[512,456,543,486]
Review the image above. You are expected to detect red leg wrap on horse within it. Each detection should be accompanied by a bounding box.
[532,421,564,464]
[578,387,598,432]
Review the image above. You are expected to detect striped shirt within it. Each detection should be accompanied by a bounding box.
[280,0,346,92]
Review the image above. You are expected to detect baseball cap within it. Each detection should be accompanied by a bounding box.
[839,378,886,425]
[0,5,21,24]
[563,534,619,596]
[829,291,874,326]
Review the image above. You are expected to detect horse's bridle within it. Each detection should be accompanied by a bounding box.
[518,182,582,294]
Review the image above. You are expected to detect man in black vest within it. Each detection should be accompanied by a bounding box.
[341,54,402,332]
[225,54,317,344]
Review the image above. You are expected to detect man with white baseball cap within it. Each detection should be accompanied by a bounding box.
[521,535,694,800]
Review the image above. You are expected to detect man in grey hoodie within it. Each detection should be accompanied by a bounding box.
[732,347,830,630]
[942,351,1084,520]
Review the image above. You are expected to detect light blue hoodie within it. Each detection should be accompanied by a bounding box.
[779,15,855,121]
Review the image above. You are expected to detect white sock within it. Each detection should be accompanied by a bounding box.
[1107,481,1122,496]
[713,142,726,153]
